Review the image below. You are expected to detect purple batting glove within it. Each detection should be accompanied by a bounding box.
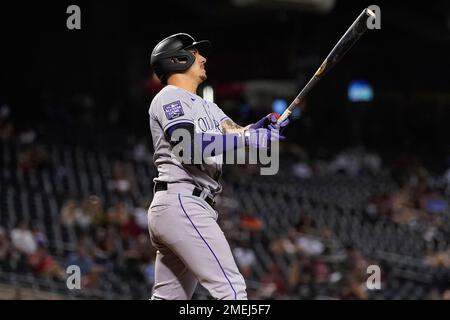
[267,113,290,133]
[249,113,279,129]
[250,113,290,134]
[249,115,270,130]
[245,128,285,149]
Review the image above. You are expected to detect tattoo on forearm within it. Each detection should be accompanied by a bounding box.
[222,119,245,134]
[222,119,243,133]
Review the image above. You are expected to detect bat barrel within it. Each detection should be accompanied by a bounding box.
[277,7,374,124]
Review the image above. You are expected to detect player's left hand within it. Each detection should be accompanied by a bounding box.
[250,113,290,132]
[267,113,289,132]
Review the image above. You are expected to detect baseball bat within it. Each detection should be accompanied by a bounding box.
[277,8,376,124]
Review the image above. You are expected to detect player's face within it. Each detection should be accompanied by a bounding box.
[188,48,207,83]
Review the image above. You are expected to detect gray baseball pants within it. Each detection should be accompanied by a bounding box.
[147,182,247,300]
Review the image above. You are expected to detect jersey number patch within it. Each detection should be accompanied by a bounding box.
[163,101,184,120]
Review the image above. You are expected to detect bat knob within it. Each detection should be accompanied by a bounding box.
[366,8,376,18]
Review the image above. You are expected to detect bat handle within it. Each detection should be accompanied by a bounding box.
[277,109,292,124]
[277,98,301,124]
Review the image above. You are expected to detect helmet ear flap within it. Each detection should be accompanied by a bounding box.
[167,50,196,71]
[171,51,193,64]
[157,50,196,84]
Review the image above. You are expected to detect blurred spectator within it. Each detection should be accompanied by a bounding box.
[65,243,105,290]
[270,235,296,256]
[366,193,392,219]
[425,248,450,268]
[81,195,105,227]
[108,201,143,238]
[294,214,325,256]
[107,202,129,226]
[17,143,49,170]
[311,258,330,283]
[66,244,92,274]
[11,221,37,255]
[339,273,368,299]
[240,212,264,232]
[133,141,152,163]
[257,264,288,299]
[28,245,65,280]
[423,192,448,214]
[292,162,313,179]
[232,241,256,279]
[328,149,361,176]
[62,195,105,235]
[133,198,151,232]
[108,161,137,195]
[296,234,325,257]
[60,199,80,227]
[287,260,302,293]
[391,188,421,225]
[31,225,48,248]
[122,234,153,284]
[75,205,92,234]
[92,225,119,272]
[143,256,156,286]
[344,247,370,281]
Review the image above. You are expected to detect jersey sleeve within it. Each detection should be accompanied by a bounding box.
[151,92,195,134]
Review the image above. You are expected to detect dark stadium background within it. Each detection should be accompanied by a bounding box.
[1,0,450,300]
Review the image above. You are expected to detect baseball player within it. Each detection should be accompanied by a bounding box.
[147,33,289,300]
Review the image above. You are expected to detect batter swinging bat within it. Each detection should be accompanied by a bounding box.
[277,8,376,124]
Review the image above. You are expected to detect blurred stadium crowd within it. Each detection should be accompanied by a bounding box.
[1,101,450,300]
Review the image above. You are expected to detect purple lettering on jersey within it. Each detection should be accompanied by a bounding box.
[163,101,184,120]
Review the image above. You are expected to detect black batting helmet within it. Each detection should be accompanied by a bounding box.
[150,33,211,84]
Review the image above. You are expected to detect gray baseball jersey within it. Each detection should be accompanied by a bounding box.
[149,84,229,196]
[147,84,247,300]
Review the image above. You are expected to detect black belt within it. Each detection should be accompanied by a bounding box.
[154,182,216,208]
